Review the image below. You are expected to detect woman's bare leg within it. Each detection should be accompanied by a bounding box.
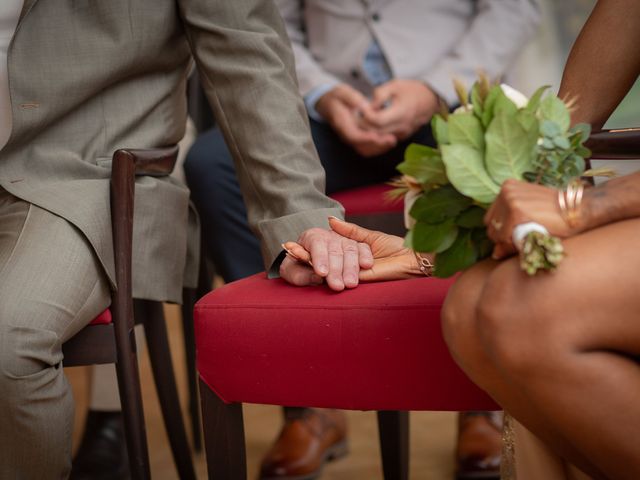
[451,218,640,479]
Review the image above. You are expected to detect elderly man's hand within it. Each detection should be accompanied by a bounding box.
[358,79,439,141]
[279,222,374,291]
[315,84,397,157]
[284,217,425,283]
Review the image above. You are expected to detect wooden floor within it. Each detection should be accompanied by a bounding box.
[66,304,459,480]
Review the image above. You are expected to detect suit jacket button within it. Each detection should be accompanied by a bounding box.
[351,69,360,79]
[371,12,381,21]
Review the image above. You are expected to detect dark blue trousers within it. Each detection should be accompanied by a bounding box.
[184,118,434,282]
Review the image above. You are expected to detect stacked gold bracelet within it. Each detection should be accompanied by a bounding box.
[414,252,434,277]
[557,179,584,229]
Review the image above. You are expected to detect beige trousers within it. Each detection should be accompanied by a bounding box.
[0,188,111,479]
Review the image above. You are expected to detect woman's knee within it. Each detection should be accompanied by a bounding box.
[476,269,569,378]
[441,266,490,368]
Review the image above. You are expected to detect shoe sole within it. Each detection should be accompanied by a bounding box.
[456,471,500,480]
[259,440,349,480]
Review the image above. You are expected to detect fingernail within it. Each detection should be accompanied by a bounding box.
[328,216,342,222]
[318,264,328,275]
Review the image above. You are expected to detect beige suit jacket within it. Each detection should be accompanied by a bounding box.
[275,0,541,105]
[0,0,342,303]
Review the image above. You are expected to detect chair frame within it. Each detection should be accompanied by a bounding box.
[62,148,195,480]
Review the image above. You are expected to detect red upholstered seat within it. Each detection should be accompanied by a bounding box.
[195,273,498,412]
[90,308,112,325]
[330,183,403,215]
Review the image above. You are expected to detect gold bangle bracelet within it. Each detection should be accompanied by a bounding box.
[414,252,434,277]
[558,180,585,229]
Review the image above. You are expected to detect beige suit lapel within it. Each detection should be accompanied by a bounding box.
[18,0,39,25]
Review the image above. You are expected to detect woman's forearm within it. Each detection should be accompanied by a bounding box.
[558,0,640,129]
[580,171,640,231]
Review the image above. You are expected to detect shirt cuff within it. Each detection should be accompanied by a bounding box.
[304,83,339,122]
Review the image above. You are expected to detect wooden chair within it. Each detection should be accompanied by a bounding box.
[62,147,196,480]
[180,181,408,453]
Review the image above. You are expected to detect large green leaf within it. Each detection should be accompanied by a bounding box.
[431,114,449,145]
[485,110,538,184]
[492,88,518,117]
[524,85,550,113]
[434,230,478,278]
[470,80,489,120]
[539,95,570,132]
[409,185,472,224]
[441,144,500,204]
[448,113,485,152]
[471,228,494,259]
[456,206,487,229]
[411,220,458,253]
[480,87,500,127]
[397,143,448,185]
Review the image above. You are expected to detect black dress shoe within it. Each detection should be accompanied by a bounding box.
[70,410,130,480]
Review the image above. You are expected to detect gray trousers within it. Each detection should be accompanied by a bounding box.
[0,187,111,479]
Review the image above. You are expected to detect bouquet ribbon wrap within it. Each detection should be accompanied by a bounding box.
[512,222,549,248]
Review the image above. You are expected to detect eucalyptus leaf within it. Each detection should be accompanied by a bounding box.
[409,185,472,224]
[576,145,591,158]
[448,113,485,152]
[485,110,538,185]
[539,95,570,132]
[432,115,449,145]
[441,144,500,204]
[411,220,459,253]
[398,143,448,185]
[434,230,478,278]
[540,119,561,138]
[456,206,487,229]
[542,138,554,149]
[553,136,570,149]
[569,123,591,143]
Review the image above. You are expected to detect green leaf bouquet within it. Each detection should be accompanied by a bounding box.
[396,76,592,277]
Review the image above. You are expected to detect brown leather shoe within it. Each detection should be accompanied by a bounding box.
[259,408,348,480]
[455,411,503,479]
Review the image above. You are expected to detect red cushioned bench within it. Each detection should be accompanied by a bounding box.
[194,273,498,478]
[331,183,405,236]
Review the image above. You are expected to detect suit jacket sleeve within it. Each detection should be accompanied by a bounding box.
[274,0,341,97]
[423,0,542,106]
[178,0,344,272]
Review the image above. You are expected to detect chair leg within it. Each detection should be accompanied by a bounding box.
[377,411,410,480]
[199,378,247,480]
[137,300,196,480]
[182,244,214,452]
[113,313,151,480]
[181,287,202,452]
